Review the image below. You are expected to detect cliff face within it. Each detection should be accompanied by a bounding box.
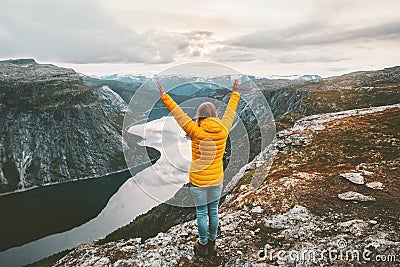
[0,59,141,194]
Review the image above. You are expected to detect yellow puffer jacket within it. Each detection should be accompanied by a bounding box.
[161,92,240,187]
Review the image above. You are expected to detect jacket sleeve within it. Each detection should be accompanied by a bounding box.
[221,91,240,132]
[161,93,200,138]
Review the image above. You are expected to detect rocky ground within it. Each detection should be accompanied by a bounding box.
[44,104,399,267]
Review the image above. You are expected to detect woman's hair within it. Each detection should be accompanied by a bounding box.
[195,102,218,126]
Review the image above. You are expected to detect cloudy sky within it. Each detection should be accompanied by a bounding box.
[1,0,399,77]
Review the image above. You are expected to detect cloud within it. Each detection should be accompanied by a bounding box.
[210,18,400,65]
[187,30,214,38]
[0,0,196,64]
[1,0,399,72]
[206,47,262,62]
[277,51,350,63]
[327,66,349,72]
[204,45,349,64]
[227,20,400,50]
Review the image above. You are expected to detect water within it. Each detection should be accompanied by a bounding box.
[0,116,190,266]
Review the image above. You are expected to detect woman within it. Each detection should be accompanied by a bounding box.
[157,80,240,258]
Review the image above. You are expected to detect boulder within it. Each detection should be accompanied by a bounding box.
[365,181,384,190]
[338,191,376,202]
[340,172,365,185]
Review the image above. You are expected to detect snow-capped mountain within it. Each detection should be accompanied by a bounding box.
[100,74,148,84]
[262,74,321,81]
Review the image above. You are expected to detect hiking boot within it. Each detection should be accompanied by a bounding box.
[194,240,208,257]
[207,238,217,257]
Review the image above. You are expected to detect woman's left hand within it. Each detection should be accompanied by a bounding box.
[232,79,240,93]
[157,81,165,96]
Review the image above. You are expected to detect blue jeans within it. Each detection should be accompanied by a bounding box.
[189,183,223,245]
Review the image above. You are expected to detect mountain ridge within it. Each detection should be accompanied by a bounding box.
[0,59,152,194]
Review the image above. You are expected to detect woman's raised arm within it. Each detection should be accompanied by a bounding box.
[221,80,241,132]
[158,81,200,138]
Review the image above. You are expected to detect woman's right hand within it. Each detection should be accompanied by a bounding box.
[232,79,240,93]
[157,81,165,96]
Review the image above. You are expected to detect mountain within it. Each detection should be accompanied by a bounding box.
[257,66,400,130]
[18,63,399,265]
[88,65,400,193]
[89,67,400,246]
[263,74,321,81]
[0,59,153,194]
[298,74,321,81]
[210,66,400,178]
[38,103,400,266]
[0,59,163,251]
[97,74,256,97]
[82,75,142,104]
[100,74,147,84]
[127,66,400,166]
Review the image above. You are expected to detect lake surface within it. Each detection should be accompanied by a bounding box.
[0,116,190,266]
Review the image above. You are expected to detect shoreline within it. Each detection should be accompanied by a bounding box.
[0,168,130,197]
